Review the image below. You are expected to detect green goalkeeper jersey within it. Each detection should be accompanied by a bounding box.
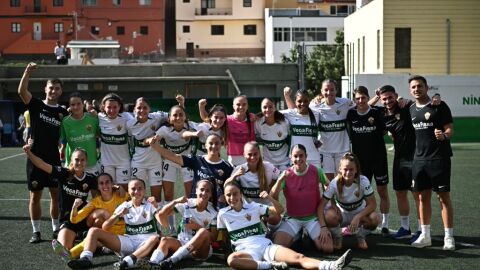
[60,113,99,167]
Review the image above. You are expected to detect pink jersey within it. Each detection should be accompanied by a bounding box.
[226,113,255,156]
[283,164,324,217]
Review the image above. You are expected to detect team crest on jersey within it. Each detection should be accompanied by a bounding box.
[82,183,89,191]
[277,131,282,137]
[368,117,375,124]
[142,211,147,219]
[395,113,401,120]
[31,181,38,189]
[424,112,431,120]
[86,124,92,132]
[117,125,122,131]
[245,213,251,221]
[203,219,209,227]
[217,169,224,177]
[336,109,341,115]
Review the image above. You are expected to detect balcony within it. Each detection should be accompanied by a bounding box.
[195,8,232,16]
[24,5,48,15]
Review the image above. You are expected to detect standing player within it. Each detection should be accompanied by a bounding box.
[408,75,455,250]
[347,86,390,236]
[18,62,69,243]
[98,93,134,189]
[127,97,168,202]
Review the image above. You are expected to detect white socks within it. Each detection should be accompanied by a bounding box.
[421,224,431,238]
[445,228,453,238]
[256,261,271,269]
[79,250,93,260]
[400,216,410,230]
[381,213,390,228]
[319,260,334,270]
[150,250,165,264]
[52,218,60,231]
[31,220,41,233]
[170,245,190,263]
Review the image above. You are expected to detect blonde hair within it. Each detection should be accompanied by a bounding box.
[245,142,268,193]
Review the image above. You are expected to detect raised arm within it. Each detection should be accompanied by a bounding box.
[102,205,128,231]
[156,196,187,228]
[198,99,209,122]
[260,191,284,217]
[18,62,36,104]
[23,144,52,174]
[269,170,288,200]
[283,86,295,109]
[176,94,185,108]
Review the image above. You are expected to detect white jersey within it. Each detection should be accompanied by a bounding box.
[254,116,290,167]
[310,98,353,153]
[323,175,374,212]
[127,112,168,169]
[232,162,280,202]
[175,198,217,241]
[113,199,158,237]
[194,122,223,155]
[155,122,196,169]
[99,112,134,167]
[280,108,320,163]
[217,201,271,251]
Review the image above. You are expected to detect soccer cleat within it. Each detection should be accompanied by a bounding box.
[29,232,42,244]
[113,260,129,270]
[135,258,158,270]
[410,231,421,244]
[443,236,456,251]
[392,227,412,240]
[381,227,390,237]
[67,257,93,269]
[332,249,353,270]
[52,229,60,239]
[411,234,432,248]
[52,239,72,262]
[270,261,289,270]
[159,259,174,270]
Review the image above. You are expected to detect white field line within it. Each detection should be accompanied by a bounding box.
[0,152,25,161]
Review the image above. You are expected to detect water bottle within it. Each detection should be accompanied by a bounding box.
[182,205,193,241]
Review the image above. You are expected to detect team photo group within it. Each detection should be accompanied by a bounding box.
[19,61,454,270]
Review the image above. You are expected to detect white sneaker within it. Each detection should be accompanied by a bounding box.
[443,236,455,250]
[411,234,432,248]
[270,261,288,270]
[331,249,353,270]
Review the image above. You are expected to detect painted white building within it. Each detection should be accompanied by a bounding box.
[265,8,347,63]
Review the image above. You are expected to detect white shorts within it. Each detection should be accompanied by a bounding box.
[86,162,100,176]
[162,160,193,183]
[339,206,365,228]
[228,155,246,167]
[102,165,131,184]
[131,166,162,187]
[277,216,321,240]
[320,151,348,174]
[118,234,154,256]
[238,242,280,262]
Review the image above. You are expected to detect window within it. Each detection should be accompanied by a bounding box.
[113,0,121,5]
[330,5,336,15]
[53,0,63,6]
[201,0,215,8]
[116,26,125,35]
[91,26,99,35]
[244,25,256,35]
[395,28,411,68]
[183,0,190,2]
[82,0,96,6]
[211,25,224,35]
[54,23,64,33]
[12,23,21,33]
[139,0,151,5]
[243,0,252,7]
[273,27,326,42]
[10,0,20,7]
[274,28,282,41]
[183,25,190,33]
[140,26,148,35]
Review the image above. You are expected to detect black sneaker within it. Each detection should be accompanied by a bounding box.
[29,232,42,244]
[52,229,60,239]
[159,259,174,270]
[67,257,93,269]
[381,227,390,237]
[113,260,129,270]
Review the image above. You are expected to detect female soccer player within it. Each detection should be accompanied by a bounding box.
[23,145,97,253]
[191,100,228,155]
[270,144,330,252]
[318,153,380,250]
[219,182,352,270]
[255,98,290,170]
[137,180,218,269]
[67,179,161,270]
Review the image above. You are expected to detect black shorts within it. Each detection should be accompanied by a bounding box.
[359,155,389,186]
[26,159,59,191]
[412,158,451,192]
[392,156,413,191]
[60,219,89,235]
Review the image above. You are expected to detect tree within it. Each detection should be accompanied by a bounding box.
[282,30,345,94]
